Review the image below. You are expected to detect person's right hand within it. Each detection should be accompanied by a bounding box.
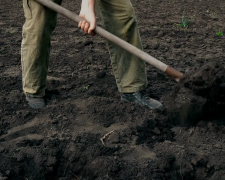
[78,4,96,36]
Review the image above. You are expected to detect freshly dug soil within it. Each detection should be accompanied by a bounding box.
[163,60,225,126]
[1,0,225,180]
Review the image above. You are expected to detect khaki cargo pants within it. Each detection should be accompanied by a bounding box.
[21,0,147,97]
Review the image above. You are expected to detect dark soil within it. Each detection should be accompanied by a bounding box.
[1,0,225,179]
[163,60,225,127]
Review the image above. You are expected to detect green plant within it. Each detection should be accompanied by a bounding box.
[84,85,90,90]
[216,31,223,36]
[177,15,195,28]
[210,12,217,19]
[9,28,16,33]
[6,24,16,34]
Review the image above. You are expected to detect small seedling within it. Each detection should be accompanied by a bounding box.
[216,31,223,36]
[177,15,195,28]
[210,12,217,19]
[9,28,16,33]
[84,85,90,90]
[5,25,16,34]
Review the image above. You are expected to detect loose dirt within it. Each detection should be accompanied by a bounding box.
[163,60,225,127]
[1,0,225,180]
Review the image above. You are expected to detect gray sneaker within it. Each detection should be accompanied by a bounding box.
[26,96,46,109]
[121,91,163,110]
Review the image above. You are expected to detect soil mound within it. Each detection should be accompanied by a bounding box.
[163,60,225,126]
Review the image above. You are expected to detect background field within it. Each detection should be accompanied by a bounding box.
[0,0,225,179]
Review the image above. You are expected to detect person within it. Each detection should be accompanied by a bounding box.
[21,0,163,109]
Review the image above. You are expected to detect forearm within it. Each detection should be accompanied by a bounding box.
[80,0,95,14]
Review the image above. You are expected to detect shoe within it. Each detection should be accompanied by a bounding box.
[26,96,46,109]
[121,91,163,110]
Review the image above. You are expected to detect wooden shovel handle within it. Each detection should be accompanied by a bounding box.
[34,0,183,81]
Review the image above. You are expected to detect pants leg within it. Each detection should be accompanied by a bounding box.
[21,0,62,97]
[95,0,148,93]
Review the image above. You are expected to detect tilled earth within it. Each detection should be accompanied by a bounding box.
[1,0,225,179]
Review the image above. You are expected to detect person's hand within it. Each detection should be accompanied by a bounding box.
[79,9,96,36]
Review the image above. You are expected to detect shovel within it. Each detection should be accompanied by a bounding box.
[34,0,184,82]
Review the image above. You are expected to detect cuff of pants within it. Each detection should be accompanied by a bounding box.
[118,84,148,93]
[25,91,45,98]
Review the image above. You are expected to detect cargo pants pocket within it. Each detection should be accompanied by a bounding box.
[23,0,32,19]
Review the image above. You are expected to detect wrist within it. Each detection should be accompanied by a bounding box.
[80,0,95,14]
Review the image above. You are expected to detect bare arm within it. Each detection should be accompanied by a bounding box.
[78,0,96,36]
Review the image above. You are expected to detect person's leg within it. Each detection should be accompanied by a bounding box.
[95,0,147,93]
[95,0,162,109]
[21,0,62,108]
